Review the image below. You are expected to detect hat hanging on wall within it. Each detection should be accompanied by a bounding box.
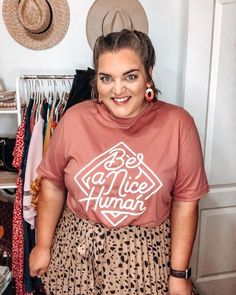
[86,0,149,49]
[2,0,70,50]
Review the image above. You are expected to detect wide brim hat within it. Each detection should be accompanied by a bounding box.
[86,0,148,49]
[2,0,70,50]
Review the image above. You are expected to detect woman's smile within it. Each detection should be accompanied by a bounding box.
[112,96,131,104]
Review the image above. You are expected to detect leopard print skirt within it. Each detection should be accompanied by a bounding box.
[42,206,171,295]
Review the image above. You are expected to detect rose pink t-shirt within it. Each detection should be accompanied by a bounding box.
[37,100,209,228]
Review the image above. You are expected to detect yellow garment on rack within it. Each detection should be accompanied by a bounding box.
[43,106,55,155]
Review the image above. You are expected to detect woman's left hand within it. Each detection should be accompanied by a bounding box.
[168,276,193,295]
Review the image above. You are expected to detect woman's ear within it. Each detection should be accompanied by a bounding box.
[149,67,153,77]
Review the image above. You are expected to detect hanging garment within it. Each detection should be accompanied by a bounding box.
[20,100,42,293]
[43,105,55,155]
[23,115,44,229]
[29,103,37,134]
[64,68,95,112]
[12,113,27,295]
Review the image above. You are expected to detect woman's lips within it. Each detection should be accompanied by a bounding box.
[112,96,131,104]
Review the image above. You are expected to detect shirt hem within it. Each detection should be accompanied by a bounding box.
[173,184,209,202]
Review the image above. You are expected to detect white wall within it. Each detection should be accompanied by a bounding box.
[0,0,188,134]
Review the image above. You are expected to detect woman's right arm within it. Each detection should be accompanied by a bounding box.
[29,178,66,277]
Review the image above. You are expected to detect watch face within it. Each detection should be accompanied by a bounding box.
[186,267,191,278]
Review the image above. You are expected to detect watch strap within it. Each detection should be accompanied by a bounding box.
[170,267,191,279]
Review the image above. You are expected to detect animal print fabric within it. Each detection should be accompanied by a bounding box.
[42,206,172,294]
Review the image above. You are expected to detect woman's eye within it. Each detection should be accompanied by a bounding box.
[100,76,111,83]
[126,74,137,81]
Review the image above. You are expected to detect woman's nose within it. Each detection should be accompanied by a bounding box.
[112,80,125,96]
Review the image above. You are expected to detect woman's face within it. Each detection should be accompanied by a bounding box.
[97,48,149,118]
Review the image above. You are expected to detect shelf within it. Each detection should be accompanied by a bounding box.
[0,108,18,114]
[0,171,17,189]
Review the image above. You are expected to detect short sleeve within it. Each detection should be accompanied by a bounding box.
[37,116,67,187]
[173,116,209,201]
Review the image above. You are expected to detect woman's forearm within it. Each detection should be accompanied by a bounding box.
[170,200,199,270]
[36,178,66,250]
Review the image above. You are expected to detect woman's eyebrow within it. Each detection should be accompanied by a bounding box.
[123,69,140,75]
[98,72,110,76]
[98,69,140,76]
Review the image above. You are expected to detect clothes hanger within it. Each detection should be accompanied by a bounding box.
[61,79,71,113]
[55,79,68,122]
[46,79,54,122]
[54,80,63,123]
[26,78,34,101]
[52,80,59,110]
[35,79,44,122]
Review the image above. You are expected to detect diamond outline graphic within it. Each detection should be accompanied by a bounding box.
[74,142,163,226]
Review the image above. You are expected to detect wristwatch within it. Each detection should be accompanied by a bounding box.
[170,267,191,279]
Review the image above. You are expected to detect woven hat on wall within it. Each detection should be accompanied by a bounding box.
[2,0,70,50]
[86,0,149,49]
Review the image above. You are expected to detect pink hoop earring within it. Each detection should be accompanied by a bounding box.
[145,82,154,102]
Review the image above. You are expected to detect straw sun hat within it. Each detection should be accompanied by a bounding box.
[86,0,149,49]
[2,0,70,50]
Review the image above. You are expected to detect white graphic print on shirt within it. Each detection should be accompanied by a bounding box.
[74,142,163,226]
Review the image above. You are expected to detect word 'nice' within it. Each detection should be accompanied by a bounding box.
[79,148,155,214]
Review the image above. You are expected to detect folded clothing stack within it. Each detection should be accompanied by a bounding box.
[0,91,16,108]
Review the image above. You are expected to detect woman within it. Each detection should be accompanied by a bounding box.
[29,29,209,295]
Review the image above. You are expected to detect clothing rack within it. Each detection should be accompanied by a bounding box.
[12,73,85,295]
[17,74,74,80]
[15,74,74,126]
